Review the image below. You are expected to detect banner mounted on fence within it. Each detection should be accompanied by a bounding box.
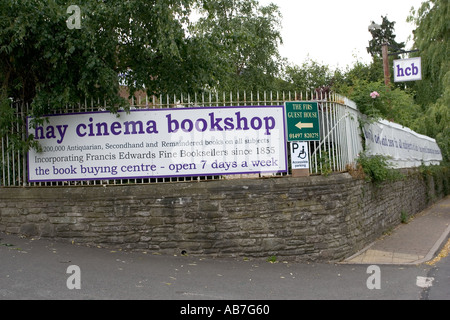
[27,106,287,182]
[362,119,442,168]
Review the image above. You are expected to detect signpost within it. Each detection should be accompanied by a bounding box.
[284,101,320,177]
[290,142,309,176]
[284,102,320,142]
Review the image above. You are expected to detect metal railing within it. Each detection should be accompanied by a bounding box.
[1,90,363,187]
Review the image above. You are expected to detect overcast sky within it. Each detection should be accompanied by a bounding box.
[258,0,425,70]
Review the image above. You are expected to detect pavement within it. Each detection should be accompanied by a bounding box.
[344,195,450,265]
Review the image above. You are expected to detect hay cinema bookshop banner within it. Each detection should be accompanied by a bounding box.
[27,106,287,182]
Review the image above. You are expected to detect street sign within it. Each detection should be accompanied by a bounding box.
[290,142,309,170]
[284,101,320,142]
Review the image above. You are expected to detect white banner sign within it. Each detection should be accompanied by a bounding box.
[394,57,422,82]
[363,119,442,168]
[28,106,287,182]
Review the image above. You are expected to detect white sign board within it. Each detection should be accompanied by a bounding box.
[290,142,309,170]
[27,106,288,182]
[394,57,422,82]
[362,119,442,168]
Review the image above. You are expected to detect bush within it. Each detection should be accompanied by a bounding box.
[419,163,450,197]
[348,80,421,129]
[356,152,403,184]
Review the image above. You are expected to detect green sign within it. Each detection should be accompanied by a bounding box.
[284,101,320,142]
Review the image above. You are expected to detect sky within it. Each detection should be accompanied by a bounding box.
[258,0,425,70]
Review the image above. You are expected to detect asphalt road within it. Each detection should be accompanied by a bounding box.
[422,250,450,300]
[3,232,447,305]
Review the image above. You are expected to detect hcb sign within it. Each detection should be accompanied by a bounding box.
[394,57,422,82]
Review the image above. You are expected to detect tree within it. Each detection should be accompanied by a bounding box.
[285,59,334,92]
[408,0,449,162]
[192,0,284,92]
[367,15,405,59]
[416,82,449,162]
[0,0,215,117]
[407,0,449,107]
[1,0,231,154]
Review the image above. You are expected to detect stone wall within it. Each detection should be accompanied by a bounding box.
[0,169,447,262]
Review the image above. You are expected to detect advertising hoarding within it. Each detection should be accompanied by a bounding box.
[27,106,288,182]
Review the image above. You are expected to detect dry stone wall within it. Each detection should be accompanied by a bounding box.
[0,170,446,262]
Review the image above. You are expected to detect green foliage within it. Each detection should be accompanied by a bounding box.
[414,84,450,163]
[407,0,449,162]
[0,0,222,115]
[192,0,284,92]
[0,98,14,138]
[400,210,409,224]
[419,163,450,197]
[2,0,123,113]
[318,151,332,177]
[1,0,286,113]
[367,16,405,59]
[347,80,421,129]
[333,59,384,94]
[407,0,449,107]
[356,152,403,184]
[284,59,335,92]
